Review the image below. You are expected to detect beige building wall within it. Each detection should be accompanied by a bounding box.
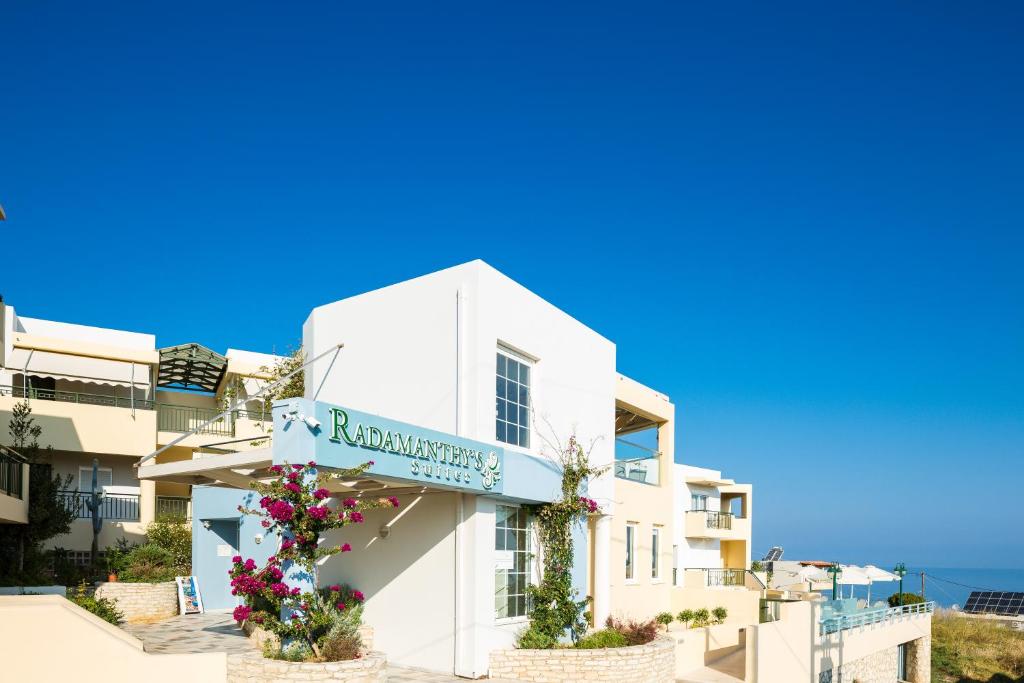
[0,463,29,524]
[605,375,675,621]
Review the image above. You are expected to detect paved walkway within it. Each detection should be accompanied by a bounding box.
[122,613,256,655]
[677,647,746,683]
[123,614,514,682]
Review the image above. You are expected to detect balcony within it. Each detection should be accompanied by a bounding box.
[614,438,660,486]
[0,385,157,456]
[58,490,140,521]
[156,495,190,520]
[820,600,935,635]
[685,510,751,540]
[156,404,272,445]
[0,448,29,524]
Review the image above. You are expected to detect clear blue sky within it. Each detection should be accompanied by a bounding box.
[2,1,1022,568]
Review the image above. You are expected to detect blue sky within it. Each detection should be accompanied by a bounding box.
[2,1,1022,567]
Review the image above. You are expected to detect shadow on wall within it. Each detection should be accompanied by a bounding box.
[955,676,1024,683]
[0,409,83,452]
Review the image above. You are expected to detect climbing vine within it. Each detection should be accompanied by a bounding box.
[520,435,604,648]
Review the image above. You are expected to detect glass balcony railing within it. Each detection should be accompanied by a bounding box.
[614,438,660,485]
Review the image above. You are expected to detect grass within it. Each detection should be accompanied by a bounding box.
[932,611,1024,682]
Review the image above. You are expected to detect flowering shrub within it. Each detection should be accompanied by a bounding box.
[228,460,398,661]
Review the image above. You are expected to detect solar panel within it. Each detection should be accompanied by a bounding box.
[963,591,1024,616]
[763,546,784,562]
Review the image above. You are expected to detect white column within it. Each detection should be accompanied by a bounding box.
[593,514,611,626]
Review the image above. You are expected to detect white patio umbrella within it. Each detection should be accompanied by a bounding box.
[837,565,871,599]
[863,565,898,604]
[777,565,829,592]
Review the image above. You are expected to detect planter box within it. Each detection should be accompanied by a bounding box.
[242,620,375,652]
[489,635,676,683]
[94,580,177,623]
[226,650,387,683]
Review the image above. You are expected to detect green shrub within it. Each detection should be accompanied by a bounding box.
[320,603,364,661]
[655,611,674,628]
[693,608,711,628]
[517,627,557,650]
[67,581,123,625]
[677,608,695,626]
[712,606,728,624]
[104,538,137,575]
[576,628,628,649]
[750,561,765,572]
[120,543,176,583]
[605,616,658,646]
[145,518,191,574]
[887,592,925,608]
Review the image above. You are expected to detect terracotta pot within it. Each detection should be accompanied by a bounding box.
[107,573,118,582]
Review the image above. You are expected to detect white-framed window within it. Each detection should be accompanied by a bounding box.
[625,523,637,581]
[651,526,661,580]
[495,504,531,619]
[78,466,112,492]
[496,349,531,448]
[691,493,708,511]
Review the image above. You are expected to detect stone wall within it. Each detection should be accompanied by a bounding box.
[226,650,387,683]
[906,636,931,682]
[94,581,177,623]
[243,621,375,652]
[488,636,675,683]
[819,645,897,683]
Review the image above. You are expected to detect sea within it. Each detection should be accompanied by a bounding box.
[820,567,1024,609]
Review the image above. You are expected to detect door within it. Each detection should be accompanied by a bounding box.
[201,519,240,611]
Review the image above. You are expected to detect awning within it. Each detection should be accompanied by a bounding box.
[158,343,227,393]
[8,348,151,387]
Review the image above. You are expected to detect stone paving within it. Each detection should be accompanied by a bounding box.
[123,612,256,655]
[123,613,515,682]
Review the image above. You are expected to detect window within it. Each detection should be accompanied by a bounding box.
[897,643,907,680]
[496,350,530,448]
[78,467,112,492]
[691,493,708,511]
[651,527,661,580]
[625,523,636,581]
[495,505,531,619]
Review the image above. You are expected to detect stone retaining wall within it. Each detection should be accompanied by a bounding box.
[825,645,898,683]
[94,581,177,623]
[226,650,387,683]
[243,622,375,652]
[488,636,675,683]
[906,635,931,683]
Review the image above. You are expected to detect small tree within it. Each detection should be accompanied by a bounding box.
[693,607,711,628]
[0,402,76,577]
[676,609,695,627]
[655,612,674,629]
[712,606,728,624]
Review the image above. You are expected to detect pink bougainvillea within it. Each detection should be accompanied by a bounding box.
[228,460,397,660]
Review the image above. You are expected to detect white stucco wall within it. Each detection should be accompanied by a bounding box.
[303,260,618,676]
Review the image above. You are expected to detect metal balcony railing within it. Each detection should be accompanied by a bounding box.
[614,438,661,486]
[157,404,233,436]
[706,510,733,529]
[820,601,935,635]
[705,568,746,587]
[0,384,155,410]
[0,450,24,499]
[58,490,140,521]
[156,495,190,520]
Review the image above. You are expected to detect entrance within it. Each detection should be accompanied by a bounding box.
[198,518,240,611]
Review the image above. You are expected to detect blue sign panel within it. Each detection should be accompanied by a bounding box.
[273,399,504,495]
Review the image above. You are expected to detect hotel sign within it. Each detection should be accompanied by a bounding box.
[310,404,504,494]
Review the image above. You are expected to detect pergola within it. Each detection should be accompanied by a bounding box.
[157,343,227,393]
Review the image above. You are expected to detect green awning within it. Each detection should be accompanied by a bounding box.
[157,343,227,393]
